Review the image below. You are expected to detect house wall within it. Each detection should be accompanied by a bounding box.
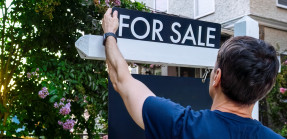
[199,0,250,23]
[250,0,287,23]
[264,27,287,53]
[168,0,193,18]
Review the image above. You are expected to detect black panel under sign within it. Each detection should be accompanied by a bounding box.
[108,74,212,139]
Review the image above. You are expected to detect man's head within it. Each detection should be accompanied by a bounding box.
[209,36,279,105]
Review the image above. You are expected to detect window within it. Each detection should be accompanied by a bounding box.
[277,0,287,9]
[154,0,168,12]
[194,0,215,19]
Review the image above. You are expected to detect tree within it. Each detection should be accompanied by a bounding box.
[0,0,149,138]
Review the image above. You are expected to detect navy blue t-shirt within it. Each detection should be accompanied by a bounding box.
[142,96,284,139]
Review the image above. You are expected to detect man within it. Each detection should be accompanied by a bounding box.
[102,8,284,138]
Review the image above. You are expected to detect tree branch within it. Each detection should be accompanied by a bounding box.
[3,27,17,80]
[1,17,18,86]
[3,54,22,100]
[0,2,8,89]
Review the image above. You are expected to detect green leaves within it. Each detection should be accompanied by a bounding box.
[49,95,58,103]
[35,0,61,19]
[1,0,149,138]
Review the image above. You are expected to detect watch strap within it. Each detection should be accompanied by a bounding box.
[103,32,117,46]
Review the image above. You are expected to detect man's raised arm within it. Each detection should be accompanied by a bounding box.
[102,8,155,129]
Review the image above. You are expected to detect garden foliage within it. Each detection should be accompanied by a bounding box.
[0,0,148,138]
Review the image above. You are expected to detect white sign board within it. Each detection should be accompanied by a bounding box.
[76,35,218,68]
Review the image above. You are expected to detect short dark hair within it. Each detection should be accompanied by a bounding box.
[216,36,279,105]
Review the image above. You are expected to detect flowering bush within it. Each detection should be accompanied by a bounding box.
[30,68,76,131]
[261,58,287,138]
[0,0,150,138]
[27,68,40,79]
[54,98,75,130]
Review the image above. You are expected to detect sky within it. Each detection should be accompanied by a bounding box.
[0,0,13,18]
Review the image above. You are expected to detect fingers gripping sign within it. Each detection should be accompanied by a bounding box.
[102,8,119,34]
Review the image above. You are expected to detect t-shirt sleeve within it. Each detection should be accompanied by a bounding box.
[142,96,187,139]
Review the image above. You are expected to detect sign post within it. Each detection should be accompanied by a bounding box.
[234,16,259,120]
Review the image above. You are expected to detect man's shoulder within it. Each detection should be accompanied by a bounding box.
[188,110,284,139]
[258,125,284,139]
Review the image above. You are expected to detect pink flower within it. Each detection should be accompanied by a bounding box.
[59,103,71,115]
[54,102,59,108]
[66,102,71,107]
[114,0,121,6]
[36,68,39,71]
[105,0,110,6]
[38,91,46,99]
[62,119,75,130]
[27,73,31,79]
[150,64,154,68]
[42,87,48,93]
[103,135,108,139]
[280,87,287,94]
[38,87,49,99]
[60,98,65,102]
[59,102,64,106]
[58,121,63,125]
[284,60,287,65]
[32,72,35,75]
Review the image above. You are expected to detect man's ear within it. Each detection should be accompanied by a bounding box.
[213,68,221,87]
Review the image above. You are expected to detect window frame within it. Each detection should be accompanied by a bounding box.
[193,0,215,19]
[277,0,287,9]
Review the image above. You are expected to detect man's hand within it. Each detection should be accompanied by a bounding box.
[102,8,119,34]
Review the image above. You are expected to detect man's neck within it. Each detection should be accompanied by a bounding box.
[211,93,254,119]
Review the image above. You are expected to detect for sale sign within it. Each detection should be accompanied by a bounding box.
[115,7,221,49]
[75,8,221,68]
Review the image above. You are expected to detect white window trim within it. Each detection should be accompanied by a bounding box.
[277,0,287,9]
[193,0,215,19]
[278,55,281,73]
[154,0,169,13]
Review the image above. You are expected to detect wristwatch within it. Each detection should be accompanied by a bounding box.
[103,32,117,46]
